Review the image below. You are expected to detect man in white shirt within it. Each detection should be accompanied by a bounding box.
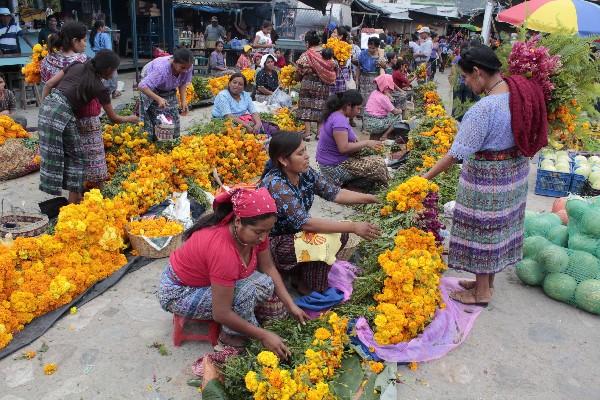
[0,8,21,54]
[414,26,433,66]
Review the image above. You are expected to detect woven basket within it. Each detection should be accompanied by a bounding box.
[126,229,183,259]
[0,212,49,238]
[155,123,175,141]
[337,233,362,261]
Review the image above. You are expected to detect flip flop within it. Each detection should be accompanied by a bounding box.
[449,290,489,307]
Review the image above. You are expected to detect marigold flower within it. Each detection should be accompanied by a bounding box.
[43,363,57,375]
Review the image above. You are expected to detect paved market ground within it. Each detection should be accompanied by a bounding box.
[0,72,599,400]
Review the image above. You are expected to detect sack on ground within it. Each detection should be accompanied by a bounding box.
[0,138,39,181]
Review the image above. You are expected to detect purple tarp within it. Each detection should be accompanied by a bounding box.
[299,262,484,363]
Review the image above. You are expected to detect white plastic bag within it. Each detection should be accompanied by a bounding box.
[162,192,194,229]
[268,88,292,108]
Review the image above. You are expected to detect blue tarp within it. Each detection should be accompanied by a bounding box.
[173,4,225,13]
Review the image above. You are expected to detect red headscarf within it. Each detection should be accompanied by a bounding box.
[213,187,276,224]
[505,75,548,157]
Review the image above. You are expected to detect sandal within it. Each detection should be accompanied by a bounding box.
[449,289,490,307]
[112,91,122,99]
[458,280,495,295]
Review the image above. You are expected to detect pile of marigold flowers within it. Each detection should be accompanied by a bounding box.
[425,103,445,118]
[244,312,348,399]
[21,43,48,84]
[241,68,256,83]
[273,107,305,131]
[177,84,197,106]
[380,176,439,216]
[322,37,352,65]
[208,75,231,96]
[373,227,446,345]
[0,115,29,145]
[423,90,441,105]
[102,122,156,176]
[279,65,298,89]
[127,217,183,237]
[416,64,428,81]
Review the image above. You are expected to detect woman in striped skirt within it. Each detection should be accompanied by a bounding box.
[423,46,541,306]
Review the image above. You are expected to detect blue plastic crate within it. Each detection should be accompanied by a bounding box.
[534,158,573,197]
[570,173,587,194]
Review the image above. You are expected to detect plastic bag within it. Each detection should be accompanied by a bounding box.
[162,192,194,229]
[268,88,292,108]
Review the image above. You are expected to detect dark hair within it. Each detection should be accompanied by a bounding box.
[262,21,273,29]
[184,201,275,241]
[321,48,333,60]
[305,30,321,47]
[321,90,363,122]
[385,51,397,62]
[228,72,247,87]
[0,72,5,82]
[80,49,120,103]
[458,45,502,75]
[367,37,380,47]
[337,26,350,41]
[89,20,105,48]
[49,21,87,52]
[46,14,57,23]
[173,47,194,64]
[411,33,418,41]
[268,131,304,169]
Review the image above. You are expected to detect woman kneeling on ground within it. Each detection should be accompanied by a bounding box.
[39,50,138,203]
[317,90,389,191]
[260,132,381,294]
[212,73,265,134]
[158,187,308,357]
[363,74,404,140]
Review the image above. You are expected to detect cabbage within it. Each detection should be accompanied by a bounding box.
[574,279,600,314]
[542,165,556,172]
[580,208,600,236]
[537,245,569,273]
[574,155,588,164]
[574,165,591,177]
[523,236,550,258]
[589,171,600,186]
[516,258,546,286]
[566,199,589,221]
[540,159,554,169]
[568,233,598,254]
[589,155,600,164]
[547,225,568,247]
[543,273,577,302]
[567,250,600,281]
[556,164,571,173]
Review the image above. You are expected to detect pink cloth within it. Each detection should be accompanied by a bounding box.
[303,260,358,319]
[374,74,395,92]
[213,187,276,220]
[355,277,483,362]
[365,90,395,117]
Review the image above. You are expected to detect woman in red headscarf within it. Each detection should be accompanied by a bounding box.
[158,187,308,358]
[363,74,404,140]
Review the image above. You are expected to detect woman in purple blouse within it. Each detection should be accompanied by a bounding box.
[316,90,389,192]
[138,48,194,140]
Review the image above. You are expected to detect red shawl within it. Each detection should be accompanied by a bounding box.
[505,75,548,157]
[304,48,337,85]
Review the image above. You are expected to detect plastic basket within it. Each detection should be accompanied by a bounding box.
[155,123,175,141]
[570,173,587,195]
[534,158,573,197]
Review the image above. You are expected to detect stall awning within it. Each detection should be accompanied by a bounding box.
[173,0,272,8]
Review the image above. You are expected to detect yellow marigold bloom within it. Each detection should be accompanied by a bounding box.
[369,361,384,374]
[244,370,259,392]
[409,361,418,371]
[256,351,279,368]
[314,327,331,341]
[24,350,36,359]
[69,307,77,315]
[43,363,58,375]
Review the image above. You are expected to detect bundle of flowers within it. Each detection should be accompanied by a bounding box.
[244,312,348,400]
[322,37,352,65]
[507,35,561,102]
[102,122,156,176]
[373,227,446,345]
[241,68,256,84]
[279,65,298,89]
[380,176,439,216]
[191,76,213,101]
[177,84,198,107]
[21,43,48,84]
[416,63,427,81]
[425,103,445,118]
[208,75,230,96]
[0,115,29,145]
[423,90,441,106]
[273,107,305,131]
[127,217,183,237]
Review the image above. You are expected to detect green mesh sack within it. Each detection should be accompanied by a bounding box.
[547,225,568,247]
[515,258,546,286]
[524,213,562,238]
[574,279,600,314]
[568,232,599,255]
[523,236,551,259]
[566,199,590,222]
[543,273,577,302]
[566,250,600,281]
[537,245,569,273]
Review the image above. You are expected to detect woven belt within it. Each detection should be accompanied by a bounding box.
[473,147,521,161]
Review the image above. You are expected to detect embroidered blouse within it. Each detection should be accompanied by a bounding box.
[260,167,340,236]
[256,69,279,92]
[358,49,380,73]
[449,93,515,160]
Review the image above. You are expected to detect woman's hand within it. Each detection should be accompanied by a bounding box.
[353,221,381,240]
[288,304,309,325]
[124,115,139,123]
[260,331,291,360]
[156,97,168,108]
[365,140,384,150]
